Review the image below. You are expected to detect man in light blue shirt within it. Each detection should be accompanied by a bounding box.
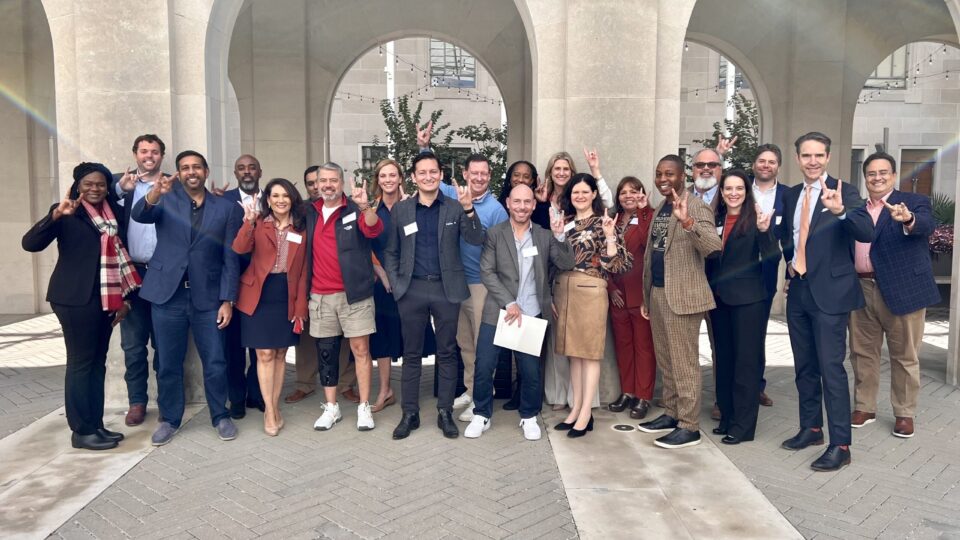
[113,134,168,427]
[438,155,508,420]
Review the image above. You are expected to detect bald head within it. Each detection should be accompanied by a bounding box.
[692,148,722,193]
[234,154,262,193]
[507,183,536,226]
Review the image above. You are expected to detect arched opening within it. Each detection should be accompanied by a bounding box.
[0,1,58,313]
[329,38,506,186]
[216,0,532,193]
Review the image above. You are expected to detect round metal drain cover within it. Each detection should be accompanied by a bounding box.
[612,424,635,432]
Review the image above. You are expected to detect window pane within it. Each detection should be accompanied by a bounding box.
[430,39,476,89]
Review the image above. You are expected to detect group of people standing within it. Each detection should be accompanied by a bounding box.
[24,128,938,474]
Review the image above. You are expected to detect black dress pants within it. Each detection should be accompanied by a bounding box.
[711,298,766,440]
[397,278,460,413]
[52,296,113,436]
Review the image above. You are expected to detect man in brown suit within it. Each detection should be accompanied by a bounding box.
[638,154,722,448]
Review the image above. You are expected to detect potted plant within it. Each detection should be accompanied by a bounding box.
[929,192,954,277]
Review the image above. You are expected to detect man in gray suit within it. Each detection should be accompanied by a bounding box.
[464,184,573,441]
[383,151,484,439]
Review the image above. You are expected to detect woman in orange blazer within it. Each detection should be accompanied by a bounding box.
[232,178,308,436]
[607,176,657,420]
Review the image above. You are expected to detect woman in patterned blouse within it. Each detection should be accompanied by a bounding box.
[552,173,632,437]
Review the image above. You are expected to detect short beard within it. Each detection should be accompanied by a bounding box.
[694,176,717,191]
[321,191,340,203]
[239,177,258,192]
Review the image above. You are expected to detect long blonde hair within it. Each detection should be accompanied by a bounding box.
[544,151,577,200]
[371,158,404,201]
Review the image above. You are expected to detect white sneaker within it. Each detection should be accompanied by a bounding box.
[357,402,375,431]
[520,417,541,441]
[313,402,341,431]
[458,403,475,422]
[464,415,490,438]
[453,392,472,409]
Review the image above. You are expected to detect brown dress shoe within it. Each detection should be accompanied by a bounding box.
[759,392,773,407]
[851,410,876,428]
[284,389,314,404]
[125,404,146,426]
[893,417,914,438]
[341,388,361,404]
[711,403,721,421]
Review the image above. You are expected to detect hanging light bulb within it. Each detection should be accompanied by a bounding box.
[695,89,699,97]
[929,56,934,65]
[684,42,689,52]
[946,72,951,80]
[378,44,383,56]
[916,65,921,74]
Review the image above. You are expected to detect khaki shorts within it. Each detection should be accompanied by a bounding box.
[308,292,376,339]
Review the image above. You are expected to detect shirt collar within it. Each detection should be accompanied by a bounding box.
[867,190,894,208]
[752,179,778,194]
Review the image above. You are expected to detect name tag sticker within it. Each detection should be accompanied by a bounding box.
[821,207,829,213]
[342,212,357,224]
[775,216,782,225]
[629,217,639,225]
[287,232,303,244]
[716,226,724,235]
[563,221,576,233]
[403,222,419,236]
[522,246,539,258]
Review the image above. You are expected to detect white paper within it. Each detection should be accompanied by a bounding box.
[286,232,303,244]
[403,222,419,236]
[522,246,539,258]
[775,216,782,225]
[493,310,548,356]
[342,212,357,224]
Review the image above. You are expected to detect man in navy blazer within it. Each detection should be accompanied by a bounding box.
[132,150,241,446]
[776,132,873,472]
[751,144,792,406]
[219,154,264,419]
[848,152,939,439]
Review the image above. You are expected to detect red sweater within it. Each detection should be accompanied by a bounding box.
[310,196,383,294]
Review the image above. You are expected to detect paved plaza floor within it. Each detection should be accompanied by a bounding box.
[0,312,957,539]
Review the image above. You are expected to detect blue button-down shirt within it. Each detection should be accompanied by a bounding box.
[511,226,540,316]
[120,179,158,263]
[412,192,443,277]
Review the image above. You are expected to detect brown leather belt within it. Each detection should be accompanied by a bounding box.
[857,272,875,279]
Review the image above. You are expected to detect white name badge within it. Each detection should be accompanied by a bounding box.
[342,212,357,224]
[522,246,539,258]
[775,216,782,225]
[629,217,639,225]
[403,222,419,236]
[821,207,829,213]
[716,226,724,235]
[563,220,576,233]
[286,232,303,244]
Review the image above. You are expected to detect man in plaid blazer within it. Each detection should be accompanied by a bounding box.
[848,152,939,439]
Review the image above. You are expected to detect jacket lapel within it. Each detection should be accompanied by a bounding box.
[504,224,520,273]
[436,199,447,251]
[807,177,829,235]
[874,190,896,240]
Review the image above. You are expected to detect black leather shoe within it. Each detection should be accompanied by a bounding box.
[811,445,851,471]
[637,414,679,433]
[71,432,118,451]
[567,426,589,438]
[97,428,124,442]
[712,427,728,435]
[392,412,420,440]
[721,435,741,445]
[654,427,702,449]
[438,409,459,439]
[247,398,266,412]
[554,420,574,430]
[781,428,825,450]
[608,393,634,413]
[629,399,649,419]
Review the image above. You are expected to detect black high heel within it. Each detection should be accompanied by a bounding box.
[554,421,574,431]
[567,426,588,438]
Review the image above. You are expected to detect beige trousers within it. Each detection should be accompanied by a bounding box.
[457,283,487,396]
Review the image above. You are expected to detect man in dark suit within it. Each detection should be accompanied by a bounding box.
[113,134,167,426]
[777,132,873,471]
[133,150,241,446]
[464,184,573,441]
[849,152,940,439]
[220,154,264,418]
[383,151,484,439]
[751,143,792,407]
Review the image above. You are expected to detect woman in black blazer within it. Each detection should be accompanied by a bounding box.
[22,163,140,450]
[708,169,781,444]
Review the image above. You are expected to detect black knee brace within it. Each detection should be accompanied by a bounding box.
[316,336,342,387]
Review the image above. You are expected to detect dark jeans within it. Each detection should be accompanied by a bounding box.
[473,321,542,420]
[120,274,158,406]
[225,314,260,410]
[712,299,766,440]
[152,286,230,427]
[52,298,113,435]
[786,279,852,446]
[397,278,459,413]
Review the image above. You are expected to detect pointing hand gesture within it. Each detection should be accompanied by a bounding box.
[352,178,369,207]
[416,120,433,150]
[52,187,79,221]
[456,178,473,211]
[756,203,772,232]
[670,188,690,222]
[819,177,845,215]
[882,200,913,223]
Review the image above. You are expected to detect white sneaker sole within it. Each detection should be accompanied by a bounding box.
[637,424,676,434]
[522,431,541,441]
[851,418,875,428]
[314,417,342,431]
[357,422,375,432]
[892,430,914,438]
[654,437,702,449]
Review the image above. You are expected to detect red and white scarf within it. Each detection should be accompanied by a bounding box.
[80,200,142,311]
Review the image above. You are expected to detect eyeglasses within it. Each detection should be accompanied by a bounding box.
[693,162,722,169]
[865,170,893,179]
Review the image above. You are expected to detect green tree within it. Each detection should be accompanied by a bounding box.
[691,92,760,177]
[454,122,508,197]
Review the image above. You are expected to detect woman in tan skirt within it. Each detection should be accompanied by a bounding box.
[553,173,631,437]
